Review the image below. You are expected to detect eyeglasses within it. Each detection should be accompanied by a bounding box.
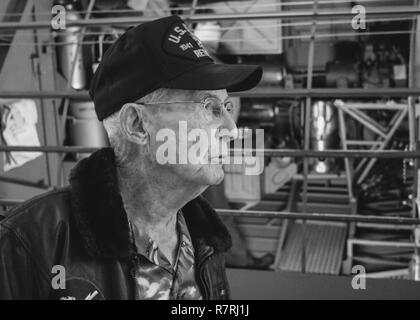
[139,96,235,122]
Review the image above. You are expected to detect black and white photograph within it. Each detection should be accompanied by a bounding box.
[0,0,420,306]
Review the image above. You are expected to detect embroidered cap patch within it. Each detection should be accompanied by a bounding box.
[163,21,212,61]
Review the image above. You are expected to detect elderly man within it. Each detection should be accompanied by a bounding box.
[0,15,262,300]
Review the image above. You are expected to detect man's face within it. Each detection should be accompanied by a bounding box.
[143,89,238,186]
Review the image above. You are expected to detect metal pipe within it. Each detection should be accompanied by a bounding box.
[0,146,99,153]
[0,15,415,36]
[0,176,50,189]
[3,30,417,46]
[273,179,297,268]
[303,0,317,214]
[346,141,383,146]
[233,149,420,158]
[339,106,387,138]
[356,108,408,184]
[300,0,319,274]
[348,238,417,248]
[0,0,400,17]
[0,199,419,225]
[1,146,420,158]
[408,2,419,222]
[1,88,420,99]
[1,6,420,30]
[0,91,88,99]
[216,209,420,225]
[0,199,25,206]
[234,88,420,98]
[338,106,354,199]
[56,0,96,187]
[356,222,414,230]
[31,7,54,191]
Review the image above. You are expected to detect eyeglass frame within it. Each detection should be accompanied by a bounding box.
[134,96,236,121]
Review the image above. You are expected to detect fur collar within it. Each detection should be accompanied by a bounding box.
[69,148,231,259]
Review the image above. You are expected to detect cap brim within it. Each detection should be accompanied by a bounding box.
[162,63,263,92]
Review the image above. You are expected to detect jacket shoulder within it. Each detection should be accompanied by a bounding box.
[0,187,74,273]
[2,187,72,227]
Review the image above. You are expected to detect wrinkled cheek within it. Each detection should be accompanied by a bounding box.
[187,140,208,164]
[147,133,161,161]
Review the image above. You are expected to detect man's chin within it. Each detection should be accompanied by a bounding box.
[174,163,225,186]
[211,171,225,185]
[198,164,225,185]
[208,165,225,184]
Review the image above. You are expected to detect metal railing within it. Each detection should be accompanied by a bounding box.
[0,6,419,30]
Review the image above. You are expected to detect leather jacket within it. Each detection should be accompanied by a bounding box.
[0,148,232,300]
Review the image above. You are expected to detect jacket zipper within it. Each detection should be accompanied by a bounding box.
[197,246,214,300]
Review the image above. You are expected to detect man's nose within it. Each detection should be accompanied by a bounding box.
[219,113,238,142]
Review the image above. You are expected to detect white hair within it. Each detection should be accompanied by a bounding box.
[102,88,171,162]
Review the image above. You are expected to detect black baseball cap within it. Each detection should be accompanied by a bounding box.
[89,15,263,121]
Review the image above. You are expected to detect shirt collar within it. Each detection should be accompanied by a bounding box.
[128,209,193,261]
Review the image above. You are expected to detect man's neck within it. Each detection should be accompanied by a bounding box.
[116,162,205,245]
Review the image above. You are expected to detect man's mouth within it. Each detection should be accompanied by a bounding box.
[209,154,228,164]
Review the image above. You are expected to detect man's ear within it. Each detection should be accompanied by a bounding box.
[119,103,149,145]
